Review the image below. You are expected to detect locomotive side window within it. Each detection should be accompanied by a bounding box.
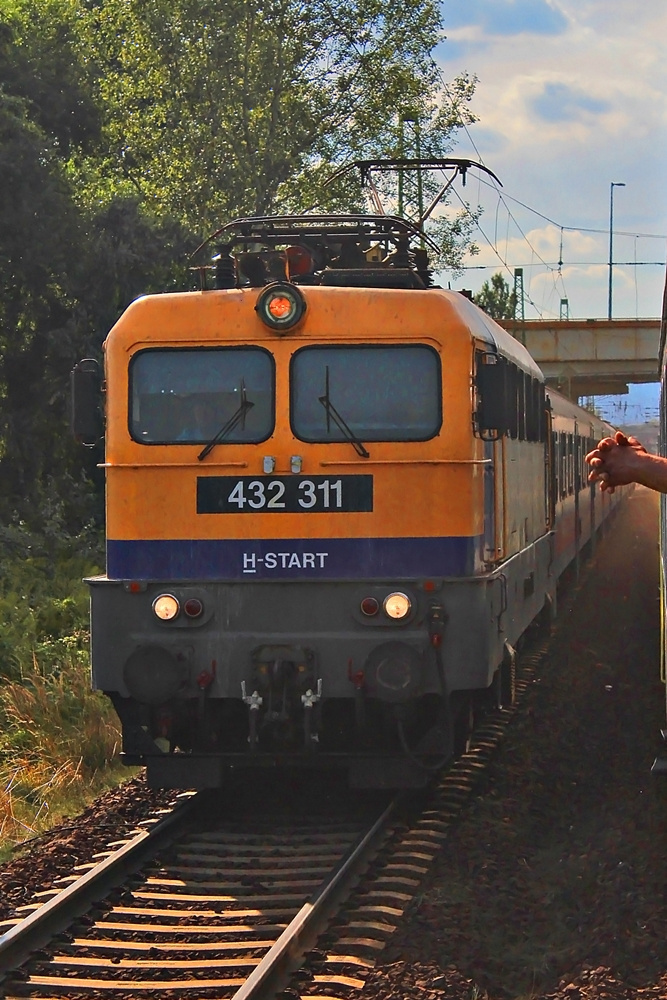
[517,372,527,441]
[290,345,442,442]
[502,365,548,442]
[528,377,545,442]
[508,364,520,439]
[129,348,275,444]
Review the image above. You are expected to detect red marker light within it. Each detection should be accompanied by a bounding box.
[360,597,380,617]
[268,295,293,319]
[286,245,314,277]
[184,598,203,618]
[255,283,306,331]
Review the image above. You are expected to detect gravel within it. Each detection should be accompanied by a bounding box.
[1,488,665,1000]
[359,487,667,1000]
[0,777,176,923]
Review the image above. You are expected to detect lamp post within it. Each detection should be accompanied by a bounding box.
[608,181,625,320]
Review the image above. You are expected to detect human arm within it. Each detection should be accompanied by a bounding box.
[585,430,667,494]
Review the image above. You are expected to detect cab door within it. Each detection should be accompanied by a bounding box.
[545,402,556,529]
[482,436,505,564]
[475,347,506,565]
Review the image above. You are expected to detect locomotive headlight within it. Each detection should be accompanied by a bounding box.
[153,594,180,621]
[255,283,306,331]
[383,592,411,620]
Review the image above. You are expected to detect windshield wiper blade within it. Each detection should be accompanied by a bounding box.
[318,366,369,458]
[198,381,254,461]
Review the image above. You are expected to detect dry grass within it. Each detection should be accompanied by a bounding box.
[0,638,131,852]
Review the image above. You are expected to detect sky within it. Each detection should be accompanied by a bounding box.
[433,0,667,419]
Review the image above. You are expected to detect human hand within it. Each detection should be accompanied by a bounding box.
[585,431,647,493]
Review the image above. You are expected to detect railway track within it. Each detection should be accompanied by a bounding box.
[0,632,549,1000]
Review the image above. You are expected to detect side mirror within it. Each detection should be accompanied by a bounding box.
[70,358,103,446]
[475,353,509,437]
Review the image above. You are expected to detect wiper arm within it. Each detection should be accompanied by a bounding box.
[198,381,254,461]
[318,366,369,458]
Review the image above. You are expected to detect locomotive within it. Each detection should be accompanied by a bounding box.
[72,166,624,788]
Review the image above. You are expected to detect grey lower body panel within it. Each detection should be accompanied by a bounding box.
[88,539,556,787]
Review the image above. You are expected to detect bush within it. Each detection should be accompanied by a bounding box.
[0,515,133,850]
[0,645,128,849]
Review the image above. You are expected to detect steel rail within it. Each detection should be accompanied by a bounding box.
[0,791,199,977]
[0,626,551,999]
[231,796,399,1000]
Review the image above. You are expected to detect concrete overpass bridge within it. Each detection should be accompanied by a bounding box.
[498,317,661,402]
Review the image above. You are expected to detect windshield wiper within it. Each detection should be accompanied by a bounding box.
[318,366,369,458]
[198,380,254,461]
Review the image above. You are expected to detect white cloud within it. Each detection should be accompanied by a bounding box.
[443,0,569,36]
[437,0,667,320]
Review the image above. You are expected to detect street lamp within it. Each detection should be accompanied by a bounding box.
[608,181,625,320]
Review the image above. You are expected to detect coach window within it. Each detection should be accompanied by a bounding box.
[290,345,441,442]
[129,347,275,444]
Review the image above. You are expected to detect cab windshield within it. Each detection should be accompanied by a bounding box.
[290,345,441,442]
[129,347,274,444]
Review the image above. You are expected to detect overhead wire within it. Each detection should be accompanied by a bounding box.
[496,186,570,309]
[438,92,569,315]
[450,186,547,317]
[447,166,564,317]
[456,260,666,269]
[473,174,667,240]
[439,84,665,317]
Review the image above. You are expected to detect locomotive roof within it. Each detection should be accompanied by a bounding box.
[188,212,543,383]
[190,213,442,294]
[446,291,544,381]
[201,213,439,251]
[111,206,545,381]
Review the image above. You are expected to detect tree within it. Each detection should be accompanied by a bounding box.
[474,272,517,320]
[70,0,478,236]
[0,0,484,529]
[0,3,192,526]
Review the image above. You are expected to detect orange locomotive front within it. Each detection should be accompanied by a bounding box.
[71,213,613,788]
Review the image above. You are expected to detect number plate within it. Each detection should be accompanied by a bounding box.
[197,475,373,513]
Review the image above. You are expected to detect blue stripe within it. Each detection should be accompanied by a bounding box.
[107,536,477,581]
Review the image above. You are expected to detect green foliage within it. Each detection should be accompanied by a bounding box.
[0,642,116,774]
[0,531,99,681]
[0,3,196,522]
[474,272,518,321]
[0,0,486,846]
[0,0,481,524]
[0,648,126,848]
[0,538,128,849]
[69,0,477,228]
[0,471,104,679]
[0,0,101,155]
